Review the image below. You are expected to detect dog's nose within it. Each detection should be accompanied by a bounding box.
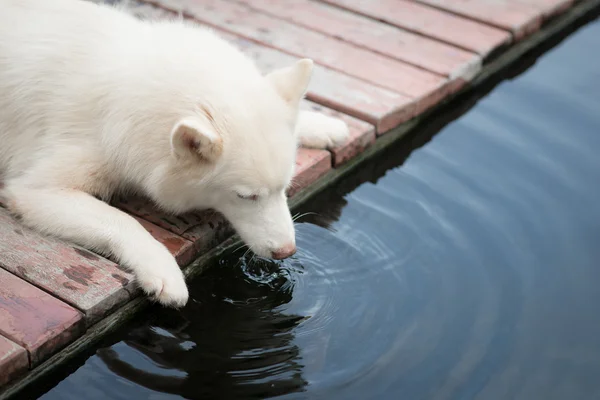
[271,243,296,260]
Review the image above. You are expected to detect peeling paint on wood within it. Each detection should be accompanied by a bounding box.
[115,197,235,257]
[0,268,84,366]
[415,0,543,40]
[289,149,332,198]
[132,216,196,266]
[321,0,512,56]
[0,209,134,324]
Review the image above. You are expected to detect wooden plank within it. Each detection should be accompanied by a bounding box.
[0,209,134,325]
[0,335,28,387]
[116,196,200,236]
[0,268,84,366]
[414,0,543,40]
[289,149,332,198]
[301,101,376,166]
[225,34,414,133]
[137,211,232,266]
[145,0,452,115]
[320,0,512,56]
[234,0,482,80]
[132,216,197,266]
[176,210,235,248]
[115,198,234,254]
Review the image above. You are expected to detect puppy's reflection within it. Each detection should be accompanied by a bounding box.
[98,258,308,399]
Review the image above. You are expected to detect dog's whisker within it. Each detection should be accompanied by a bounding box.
[233,243,248,253]
[292,211,320,222]
[248,253,257,268]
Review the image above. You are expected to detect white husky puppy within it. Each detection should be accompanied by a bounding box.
[0,0,349,306]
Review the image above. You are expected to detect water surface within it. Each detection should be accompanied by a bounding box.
[39,18,600,400]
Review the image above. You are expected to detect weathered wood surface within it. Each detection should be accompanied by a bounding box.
[234,0,482,80]
[414,0,544,40]
[289,149,332,198]
[0,268,84,366]
[415,0,575,37]
[0,336,28,387]
[320,0,513,56]
[132,216,196,266]
[0,209,135,324]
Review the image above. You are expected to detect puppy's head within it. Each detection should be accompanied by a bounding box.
[154,59,313,260]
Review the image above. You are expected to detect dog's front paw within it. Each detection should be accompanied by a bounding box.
[137,264,189,308]
[298,114,350,149]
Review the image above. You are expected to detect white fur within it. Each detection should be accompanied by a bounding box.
[0,0,349,307]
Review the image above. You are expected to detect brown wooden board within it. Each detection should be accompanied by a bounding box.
[321,0,512,56]
[0,209,135,324]
[0,268,84,366]
[415,0,543,40]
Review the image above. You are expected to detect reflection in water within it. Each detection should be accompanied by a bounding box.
[38,17,600,400]
[96,260,308,399]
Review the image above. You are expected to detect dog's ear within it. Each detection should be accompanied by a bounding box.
[266,59,313,106]
[170,117,222,162]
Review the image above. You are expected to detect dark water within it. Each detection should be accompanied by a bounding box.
[37,18,600,400]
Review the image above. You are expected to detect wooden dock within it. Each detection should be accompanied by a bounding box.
[0,0,596,394]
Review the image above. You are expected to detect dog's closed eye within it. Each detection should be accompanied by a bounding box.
[237,193,259,201]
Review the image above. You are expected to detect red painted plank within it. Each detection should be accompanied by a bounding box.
[234,0,482,80]
[115,198,234,254]
[320,0,512,56]
[177,210,235,248]
[129,206,233,260]
[301,101,376,166]
[116,196,200,236]
[225,33,414,133]
[289,148,332,198]
[0,335,28,387]
[0,209,134,324]
[146,0,451,112]
[133,216,197,266]
[414,0,543,40]
[0,268,84,366]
